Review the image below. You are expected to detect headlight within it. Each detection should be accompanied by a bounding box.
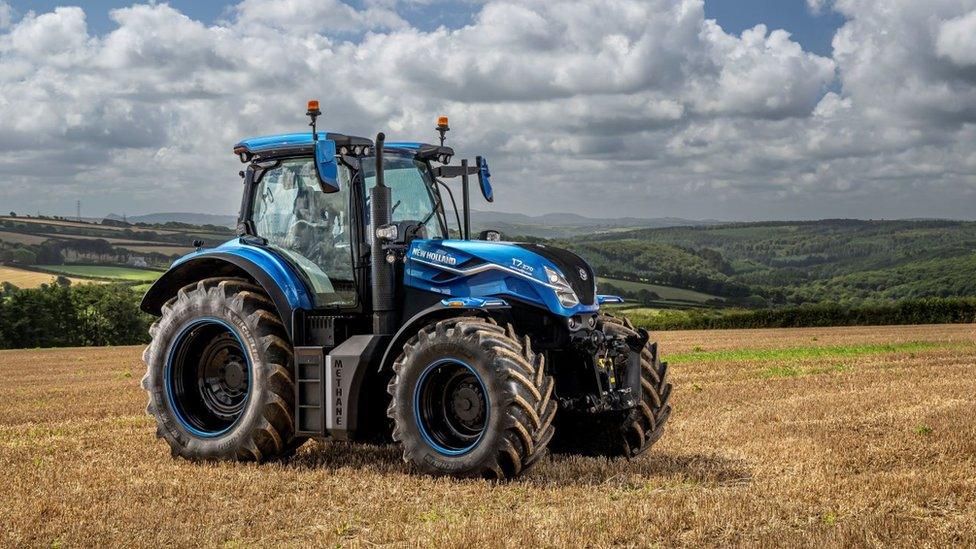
[544,265,579,308]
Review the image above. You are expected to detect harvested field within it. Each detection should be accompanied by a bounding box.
[0,265,97,288]
[1,324,974,547]
[0,231,51,246]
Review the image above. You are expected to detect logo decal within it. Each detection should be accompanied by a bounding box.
[578,268,588,281]
[412,247,458,265]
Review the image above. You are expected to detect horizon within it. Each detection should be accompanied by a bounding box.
[24,209,976,226]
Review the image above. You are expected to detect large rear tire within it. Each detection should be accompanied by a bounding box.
[551,314,671,458]
[387,317,556,479]
[141,277,304,461]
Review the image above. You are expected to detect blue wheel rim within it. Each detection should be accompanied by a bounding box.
[413,358,490,456]
[164,317,252,438]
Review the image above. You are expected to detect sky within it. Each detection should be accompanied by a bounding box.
[0,0,974,221]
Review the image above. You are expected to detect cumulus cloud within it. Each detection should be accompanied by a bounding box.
[0,0,973,220]
[937,9,976,66]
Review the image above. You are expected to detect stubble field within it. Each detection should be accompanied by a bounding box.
[1,324,974,547]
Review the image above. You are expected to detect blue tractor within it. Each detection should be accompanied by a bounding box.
[140,103,671,478]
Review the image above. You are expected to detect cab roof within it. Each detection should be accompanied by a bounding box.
[233,132,372,156]
[233,133,454,160]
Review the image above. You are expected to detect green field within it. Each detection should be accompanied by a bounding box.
[34,265,163,282]
[598,277,721,304]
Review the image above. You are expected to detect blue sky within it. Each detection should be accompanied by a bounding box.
[8,0,845,54]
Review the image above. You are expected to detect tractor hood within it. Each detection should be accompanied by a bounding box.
[404,239,599,317]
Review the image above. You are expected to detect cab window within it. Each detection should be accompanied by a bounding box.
[251,157,357,307]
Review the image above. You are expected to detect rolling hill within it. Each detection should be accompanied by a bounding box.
[572,219,976,305]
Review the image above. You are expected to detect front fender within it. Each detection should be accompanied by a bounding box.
[141,241,315,339]
[377,297,510,373]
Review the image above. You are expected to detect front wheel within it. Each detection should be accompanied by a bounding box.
[387,317,556,479]
[141,277,304,461]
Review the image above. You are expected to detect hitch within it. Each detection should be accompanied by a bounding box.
[560,325,645,413]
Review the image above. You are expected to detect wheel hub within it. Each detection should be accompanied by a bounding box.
[451,384,484,423]
[415,359,489,455]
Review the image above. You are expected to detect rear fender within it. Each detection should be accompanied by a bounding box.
[141,244,314,340]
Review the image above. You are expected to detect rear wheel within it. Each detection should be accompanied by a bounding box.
[141,277,305,461]
[551,314,671,458]
[387,317,556,479]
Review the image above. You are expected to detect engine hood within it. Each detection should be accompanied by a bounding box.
[404,239,599,316]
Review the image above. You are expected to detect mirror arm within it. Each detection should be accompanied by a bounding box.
[435,178,462,238]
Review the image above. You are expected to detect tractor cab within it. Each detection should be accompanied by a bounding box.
[137,102,671,479]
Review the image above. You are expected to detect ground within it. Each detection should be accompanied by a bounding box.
[0,265,97,288]
[1,324,974,547]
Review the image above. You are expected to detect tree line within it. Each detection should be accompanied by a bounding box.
[622,297,976,331]
[0,282,152,349]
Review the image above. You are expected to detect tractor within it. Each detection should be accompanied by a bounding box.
[140,102,671,479]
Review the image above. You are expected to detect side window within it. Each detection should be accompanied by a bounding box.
[251,158,357,307]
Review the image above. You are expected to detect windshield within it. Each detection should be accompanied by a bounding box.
[362,153,446,239]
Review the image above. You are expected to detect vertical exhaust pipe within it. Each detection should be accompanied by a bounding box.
[370,132,396,334]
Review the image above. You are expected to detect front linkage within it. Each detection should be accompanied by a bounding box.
[561,320,650,413]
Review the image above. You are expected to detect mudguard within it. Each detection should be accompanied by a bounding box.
[140,239,314,339]
[377,297,510,373]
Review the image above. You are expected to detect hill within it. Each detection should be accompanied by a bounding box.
[105,212,238,228]
[571,219,976,305]
[470,210,720,238]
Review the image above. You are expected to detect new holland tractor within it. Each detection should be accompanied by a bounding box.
[140,102,671,479]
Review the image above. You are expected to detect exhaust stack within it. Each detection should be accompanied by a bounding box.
[370,132,396,334]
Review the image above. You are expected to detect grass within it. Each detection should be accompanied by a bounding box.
[116,245,193,256]
[597,277,721,304]
[33,265,163,282]
[1,324,975,546]
[0,265,97,288]
[665,341,963,364]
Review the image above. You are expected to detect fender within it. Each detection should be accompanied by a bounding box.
[377,297,510,373]
[141,240,315,339]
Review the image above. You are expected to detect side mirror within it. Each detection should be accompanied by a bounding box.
[478,229,502,242]
[314,139,340,193]
[476,156,493,203]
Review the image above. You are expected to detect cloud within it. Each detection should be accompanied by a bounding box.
[806,0,831,14]
[232,0,407,33]
[0,0,973,221]
[937,9,976,66]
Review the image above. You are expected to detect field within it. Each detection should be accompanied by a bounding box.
[598,276,721,304]
[116,244,194,256]
[0,216,182,234]
[33,265,163,282]
[0,231,51,246]
[0,265,97,288]
[1,324,974,546]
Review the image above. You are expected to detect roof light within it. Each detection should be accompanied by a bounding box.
[306,100,321,115]
[436,115,450,146]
